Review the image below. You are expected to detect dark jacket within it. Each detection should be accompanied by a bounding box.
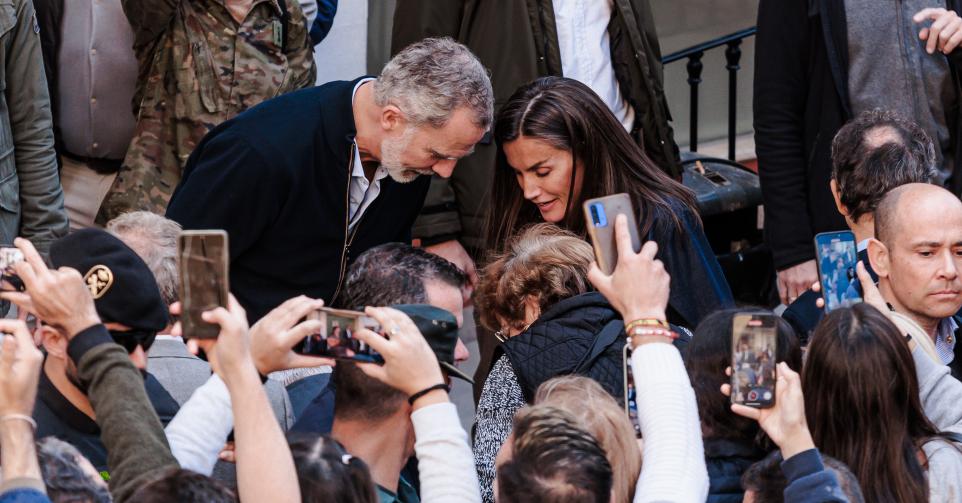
[754,0,962,271]
[704,438,766,503]
[948,314,962,381]
[166,79,431,322]
[391,0,679,251]
[498,292,690,403]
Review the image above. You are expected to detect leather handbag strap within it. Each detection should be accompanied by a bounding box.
[574,320,625,374]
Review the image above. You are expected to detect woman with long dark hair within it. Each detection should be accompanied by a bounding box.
[488,76,732,327]
[804,304,962,502]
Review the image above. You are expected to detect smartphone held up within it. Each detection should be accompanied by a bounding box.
[177,230,229,339]
[293,307,384,363]
[583,193,641,274]
[0,246,24,292]
[814,231,863,312]
[731,314,777,409]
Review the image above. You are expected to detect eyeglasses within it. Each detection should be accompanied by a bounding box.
[108,329,157,354]
[494,323,531,343]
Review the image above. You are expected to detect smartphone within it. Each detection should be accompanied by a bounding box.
[730,313,777,409]
[177,230,229,339]
[0,247,24,292]
[583,194,641,274]
[293,307,384,363]
[623,343,642,438]
[814,231,862,312]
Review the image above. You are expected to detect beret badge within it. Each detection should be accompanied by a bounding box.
[84,265,114,299]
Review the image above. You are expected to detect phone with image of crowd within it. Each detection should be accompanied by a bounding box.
[730,314,777,409]
[177,230,229,339]
[814,231,863,312]
[293,307,384,363]
[0,247,24,292]
[622,343,642,439]
[583,193,641,275]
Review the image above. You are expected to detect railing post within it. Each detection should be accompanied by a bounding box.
[686,52,704,152]
[725,40,743,161]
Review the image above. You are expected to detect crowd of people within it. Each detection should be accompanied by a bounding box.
[0,0,961,502]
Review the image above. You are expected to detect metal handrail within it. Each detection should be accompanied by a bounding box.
[661,27,757,160]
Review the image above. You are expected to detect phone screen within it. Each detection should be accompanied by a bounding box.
[0,247,24,292]
[293,308,384,363]
[730,314,777,408]
[814,231,862,312]
[623,344,642,438]
[178,231,229,339]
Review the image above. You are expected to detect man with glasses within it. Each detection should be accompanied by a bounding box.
[31,228,177,478]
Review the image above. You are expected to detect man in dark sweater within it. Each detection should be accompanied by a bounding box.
[166,38,494,323]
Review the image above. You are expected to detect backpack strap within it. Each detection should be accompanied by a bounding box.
[942,431,962,445]
[573,320,625,374]
[276,0,290,53]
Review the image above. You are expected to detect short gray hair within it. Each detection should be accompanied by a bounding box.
[38,437,111,503]
[106,211,181,305]
[375,37,493,130]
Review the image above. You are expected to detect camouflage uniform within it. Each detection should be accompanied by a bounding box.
[95,0,316,223]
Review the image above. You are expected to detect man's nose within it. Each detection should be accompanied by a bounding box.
[432,159,457,178]
[129,345,148,370]
[454,337,470,363]
[940,250,961,279]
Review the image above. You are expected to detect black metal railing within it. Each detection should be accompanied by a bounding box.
[662,27,757,161]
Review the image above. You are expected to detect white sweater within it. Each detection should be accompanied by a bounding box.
[412,402,483,503]
[165,374,234,475]
[632,342,709,503]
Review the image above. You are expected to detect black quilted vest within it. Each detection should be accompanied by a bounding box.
[497,292,627,403]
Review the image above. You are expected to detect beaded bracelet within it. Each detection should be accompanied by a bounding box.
[0,414,37,431]
[627,326,678,346]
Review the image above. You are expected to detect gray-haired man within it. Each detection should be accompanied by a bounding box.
[166,38,494,322]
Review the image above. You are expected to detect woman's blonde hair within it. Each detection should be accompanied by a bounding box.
[535,376,642,503]
[476,223,594,333]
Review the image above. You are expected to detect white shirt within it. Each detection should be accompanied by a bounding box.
[552,0,635,132]
[348,78,389,230]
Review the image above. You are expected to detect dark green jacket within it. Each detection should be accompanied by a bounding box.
[392,0,680,251]
[68,325,178,503]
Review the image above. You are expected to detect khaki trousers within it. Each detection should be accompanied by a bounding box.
[60,157,118,231]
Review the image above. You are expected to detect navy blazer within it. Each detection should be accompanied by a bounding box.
[167,79,430,321]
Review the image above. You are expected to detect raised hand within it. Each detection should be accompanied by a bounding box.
[587,213,670,323]
[248,296,335,374]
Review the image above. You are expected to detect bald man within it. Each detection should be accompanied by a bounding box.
[868,183,962,376]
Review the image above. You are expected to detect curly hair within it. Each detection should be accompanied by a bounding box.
[476,223,593,333]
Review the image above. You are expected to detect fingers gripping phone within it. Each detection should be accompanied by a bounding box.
[814,231,863,312]
[178,231,229,339]
[293,308,384,363]
[583,194,642,274]
[731,314,777,409]
[0,247,24,292]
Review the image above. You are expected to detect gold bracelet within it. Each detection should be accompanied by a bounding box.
[625,318,669,333]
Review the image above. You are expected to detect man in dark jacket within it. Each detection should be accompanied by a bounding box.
[166,38,493,322]
[755,0,962,306]
[391,0,679,277]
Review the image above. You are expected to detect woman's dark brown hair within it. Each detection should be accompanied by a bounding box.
[486,76,697,250]
[803,304,944,503]
[289,434,378,503]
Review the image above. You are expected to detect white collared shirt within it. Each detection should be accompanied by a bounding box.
[552,0,635,131]
[348,78,388,230]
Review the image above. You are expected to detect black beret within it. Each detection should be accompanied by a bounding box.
[393,304,472,383]
[50,229,168,332]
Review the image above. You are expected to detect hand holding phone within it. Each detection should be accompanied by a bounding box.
[0,247,25,292]
[730,314,777,409]
[178,231,229,339]
[292,307,384,363]
[248,296,334,375]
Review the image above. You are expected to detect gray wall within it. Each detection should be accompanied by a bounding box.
[363,0,759,147]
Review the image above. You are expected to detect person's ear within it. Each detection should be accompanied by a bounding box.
[868,238,891,279]
[522,296,541,326]
[39,326,67,359]
[380,105,405,133]
[830,179,849,218]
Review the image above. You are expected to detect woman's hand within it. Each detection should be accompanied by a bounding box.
[721,362,815,459]
[587,214,670,323]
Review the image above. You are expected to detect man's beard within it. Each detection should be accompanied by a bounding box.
[380,128,429,183]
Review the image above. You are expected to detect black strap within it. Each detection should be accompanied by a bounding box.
[276,0,290,53]
[943,431,962,445]
[573,320,625,374]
